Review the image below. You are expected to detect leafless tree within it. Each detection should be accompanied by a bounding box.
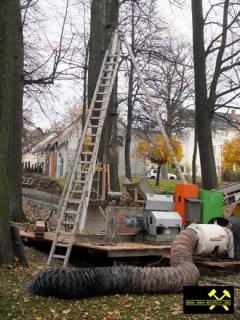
[21,0,89,129]
[192,0,240,189]
[119,0,167,180]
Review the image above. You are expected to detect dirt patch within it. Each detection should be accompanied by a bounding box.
[23,200,59,231]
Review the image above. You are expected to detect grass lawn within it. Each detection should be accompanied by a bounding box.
[54,178,66,186]
[56,176,180,194]
[148,178,180,193]
[0,262,239,320]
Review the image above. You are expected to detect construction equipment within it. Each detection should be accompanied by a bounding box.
[187,224,234,258]
[47,30,185,267]
[218,183,240,217]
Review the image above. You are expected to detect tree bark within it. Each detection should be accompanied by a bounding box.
[191,0,218,190]
[8,0,25,221]
[160,162,168,180]
[88,0,120,191]
[192,129,197,184]
[125,1,135,181]
[156,163,161,186]
[0,0,27,264]
[82,45,88,131]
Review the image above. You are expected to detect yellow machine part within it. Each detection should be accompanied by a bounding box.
[233,203,240,216]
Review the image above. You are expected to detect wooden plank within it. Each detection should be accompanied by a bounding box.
[107,164,110,194]
[107,248,170,258]
[19,229,171,253]
[101,164,107,201]
[194,259,240,268]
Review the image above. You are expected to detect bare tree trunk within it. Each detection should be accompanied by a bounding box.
[156,163,161,186]
[88,0,120,191]
[82,45,88,130]
[8,0,25,222]
[125,1,135,181]
[10,226,28,266]
[192,129,197,184]
[161,162,168,180]
[0,0,27,264]
[191,0,218,190]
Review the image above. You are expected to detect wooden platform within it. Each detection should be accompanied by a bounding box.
[19,230,171,258]
[19,229,240,267]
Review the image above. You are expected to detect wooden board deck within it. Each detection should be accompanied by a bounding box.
[19,229,171,258]
[19,229,240,266]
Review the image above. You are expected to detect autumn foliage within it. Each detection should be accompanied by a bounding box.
[133,134,183,165]
[223,134,240,172]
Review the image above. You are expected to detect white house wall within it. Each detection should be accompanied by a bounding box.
[180,127,236,177]
[56,124,82,178]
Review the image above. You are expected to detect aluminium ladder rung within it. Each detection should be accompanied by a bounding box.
[58,230,73,235]
[78,160,91,164]
[88,124,99,128]
[55,243,69,248]
[52,254,66,260]
[67,198,81,204]
[62,221,75,225]
[73,180,86,183]
[65,210,77,214]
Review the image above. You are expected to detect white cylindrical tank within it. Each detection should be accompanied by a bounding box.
[187,224,234,258]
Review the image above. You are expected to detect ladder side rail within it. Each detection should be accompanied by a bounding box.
[47,51,111,265]
[63,163,97,267]
[55,49,111,228]
[57,162,75,214]
[78,42,122,231]
[121,32,186,183]
[59,33,118,229]
[48,32,121,266]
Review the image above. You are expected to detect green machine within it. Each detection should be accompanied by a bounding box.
[199,190,223,223]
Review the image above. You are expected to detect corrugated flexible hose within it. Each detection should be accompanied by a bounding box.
[30,228,199,298]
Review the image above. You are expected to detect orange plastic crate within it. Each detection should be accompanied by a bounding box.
[175,184,198,225]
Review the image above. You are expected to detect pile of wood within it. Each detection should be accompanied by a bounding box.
[22,173,63,195]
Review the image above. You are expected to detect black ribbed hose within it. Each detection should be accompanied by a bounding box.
[30,229,199,298]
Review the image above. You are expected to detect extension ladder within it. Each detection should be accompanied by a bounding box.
[47,32,121,267]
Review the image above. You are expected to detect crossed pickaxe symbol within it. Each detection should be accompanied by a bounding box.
[208,289,231,311]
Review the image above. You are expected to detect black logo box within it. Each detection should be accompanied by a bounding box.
[183,286,234,314]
